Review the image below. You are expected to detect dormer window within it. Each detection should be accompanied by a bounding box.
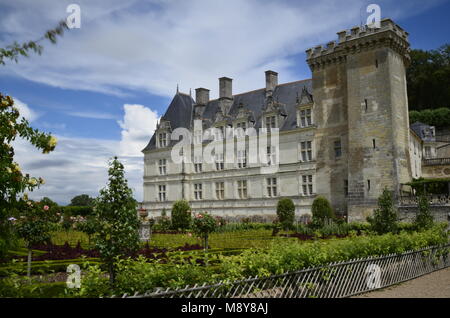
[265,115,276,130]
[298,108,312,127]
[158,132,168,148]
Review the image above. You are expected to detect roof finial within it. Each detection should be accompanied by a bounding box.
[176,84,179,94]
[189,88,192,97]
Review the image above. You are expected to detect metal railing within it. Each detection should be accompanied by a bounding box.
[117,244,450,298]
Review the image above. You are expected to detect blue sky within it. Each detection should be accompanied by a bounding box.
[1,0,449,204]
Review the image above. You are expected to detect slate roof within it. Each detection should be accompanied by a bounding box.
[410,122,436,142]
[142,79,312,152]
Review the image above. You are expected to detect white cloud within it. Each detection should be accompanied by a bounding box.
[11,102,160,204]
[13,98,39,122]
[67,111,117,120]
[118,104,159,157]
[1,0,445,99]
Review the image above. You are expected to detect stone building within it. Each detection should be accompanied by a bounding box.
[142,19,447,221]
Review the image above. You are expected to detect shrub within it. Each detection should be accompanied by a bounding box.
[276,198,295,230]
[414,195,434,230]
[75,224,449,297]
[171,200,191,230]
[192,212,217,250]
[311,196,335,227]
[367,188,398,234]
[61,206,93,217]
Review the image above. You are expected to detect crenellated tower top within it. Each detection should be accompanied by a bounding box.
[306,19,410,71]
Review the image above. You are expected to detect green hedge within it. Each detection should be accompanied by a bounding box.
[61,206,94,217]
[0,280,67,298]
[0,258,100,277]
[74,225,449,297]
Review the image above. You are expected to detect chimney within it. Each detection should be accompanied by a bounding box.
[265,70,278,92]
[219,77,233,100]
[195,88,209,105]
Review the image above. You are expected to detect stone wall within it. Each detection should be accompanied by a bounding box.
[398,205,450,223]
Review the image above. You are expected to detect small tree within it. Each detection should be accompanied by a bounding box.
[414,195,434,230]
[311,196,335,227]
[192,212,217,250]
[15,200,58,277]
[70,194,95,207]
[171,200,191,230]
[276,198,295,230]
[367,188,398,234]
[93,157,140,286]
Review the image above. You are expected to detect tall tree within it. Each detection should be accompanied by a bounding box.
[407,44,450,111]
[69,194,95,207]
[93,157,140,286]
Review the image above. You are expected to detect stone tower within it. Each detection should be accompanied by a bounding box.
[306,19,412,221]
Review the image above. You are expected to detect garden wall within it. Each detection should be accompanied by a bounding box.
[398,205,450,222]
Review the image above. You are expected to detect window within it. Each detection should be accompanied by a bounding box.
[158,185,166,202]
[158,132,167,148]
[266,116,276,130]
[372,139,376,149]
[215,152,224,170]
[158,159,167,175]
[237,150,247,168]
[214,126,224,141]
[367,180,371,192]
[194,156,202,173]
[267,146,277,165]
[235,122,247,137]
[344,180,348,197]
[194,183,202,200]
[194,130,203,144]
[300,141,313,162]
[302,175,313,196]
[299,108,312,127]
[215,182,225,200]
[267,178,277,197]
[237,180,248,199]
[365,99,368,112]
[334,140,342,159]
[425,146,431,159]
[375,59,379,68]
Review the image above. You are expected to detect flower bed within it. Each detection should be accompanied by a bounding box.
[71,225,449,297]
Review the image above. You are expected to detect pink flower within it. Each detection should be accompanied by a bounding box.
[187,232,192,237]
[43,205,49,211]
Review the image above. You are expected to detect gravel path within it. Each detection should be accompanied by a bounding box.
[354,267,450,298]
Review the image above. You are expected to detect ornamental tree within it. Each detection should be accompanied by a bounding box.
[93,157,140,286]
[367,188,398,234]
[414,195,434,230]
[311,196,335,228]
[171,200,191,230]
[276,198,295,230]
[0,21,67,260]
[0,93,57,259]
[192,212,218,251]
[14,200,59,277]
